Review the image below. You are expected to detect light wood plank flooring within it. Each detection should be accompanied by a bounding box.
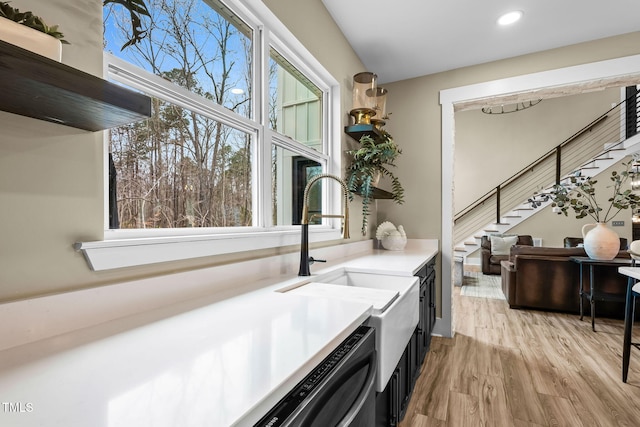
[399,275,640,427]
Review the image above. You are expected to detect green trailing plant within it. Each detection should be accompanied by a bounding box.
[103,0,150,50]
[0,1,68,44]
[531,161,640,223]
[346,131,404,235]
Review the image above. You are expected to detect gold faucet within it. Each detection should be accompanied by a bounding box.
[298,174,350,276]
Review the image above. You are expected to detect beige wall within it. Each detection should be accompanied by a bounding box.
[0,0,106,300]
[454,89,620,209]
[0,0,366,302]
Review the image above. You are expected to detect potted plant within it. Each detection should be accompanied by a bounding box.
[0,1,150,57]
[346,130,404,235]
[0,1,68,60]
[531,161,640,259]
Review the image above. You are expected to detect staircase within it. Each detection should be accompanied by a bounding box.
[453,91,640,263]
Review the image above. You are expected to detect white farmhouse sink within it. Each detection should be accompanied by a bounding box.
[281,268,419,392]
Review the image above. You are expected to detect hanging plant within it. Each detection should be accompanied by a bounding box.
[346,131,404,235]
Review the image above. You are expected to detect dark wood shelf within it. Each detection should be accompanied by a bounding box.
[371,186,394,199]
[354,186,394,199]
[344,123,382,142]
[0,40,151,131]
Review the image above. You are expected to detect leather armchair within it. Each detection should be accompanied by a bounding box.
[481,234,533,275]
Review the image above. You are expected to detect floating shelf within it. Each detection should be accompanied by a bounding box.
[345,124,394,199]
[344,124,382,142]
[366,186,393,199]
[0,40,151,131]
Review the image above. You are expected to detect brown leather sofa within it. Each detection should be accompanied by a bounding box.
[481,235,533,275]
[500,245,630,317]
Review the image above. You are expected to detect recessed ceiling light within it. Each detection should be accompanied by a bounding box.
[497,10,523,26]
[231,88,245,95]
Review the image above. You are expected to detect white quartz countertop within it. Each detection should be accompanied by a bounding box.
[0,240,437,427]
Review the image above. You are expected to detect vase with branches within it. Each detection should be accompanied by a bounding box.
[535,162,640,222]
[346,131,404,235]
[530,161,640,259]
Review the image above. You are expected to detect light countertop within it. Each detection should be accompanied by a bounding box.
[0,240,438,427]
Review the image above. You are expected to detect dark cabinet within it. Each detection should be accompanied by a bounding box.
[376,256,437,426]
[415,257,436,365]
[0,40,151,131]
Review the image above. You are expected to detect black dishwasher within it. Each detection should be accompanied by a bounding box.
[254,325,376,427]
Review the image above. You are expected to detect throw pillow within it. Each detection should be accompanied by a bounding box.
[490,235,519,256]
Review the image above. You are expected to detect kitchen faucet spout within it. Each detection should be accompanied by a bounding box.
[298,174,350,276]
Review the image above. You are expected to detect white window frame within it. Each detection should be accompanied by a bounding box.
[75,0,342,271]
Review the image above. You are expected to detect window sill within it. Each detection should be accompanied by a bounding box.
[74,227,341,271]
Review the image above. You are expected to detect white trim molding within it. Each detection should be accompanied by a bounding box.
[75,228,341,271]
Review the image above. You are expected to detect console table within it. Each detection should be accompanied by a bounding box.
[570,256,632,331]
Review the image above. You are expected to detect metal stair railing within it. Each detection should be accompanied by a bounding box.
[454,91,640,244]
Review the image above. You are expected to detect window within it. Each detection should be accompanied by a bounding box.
[269,48,323,151]
[109,101,253,228]
[272,145,322,226]
[85,0,340,269]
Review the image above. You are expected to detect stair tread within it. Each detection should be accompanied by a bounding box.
[455,136,638,252]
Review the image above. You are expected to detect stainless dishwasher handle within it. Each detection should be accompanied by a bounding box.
[336,350,377,427]
[294,349,377,426]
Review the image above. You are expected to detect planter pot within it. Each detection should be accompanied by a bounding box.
[582,222,619,260]
[0,17,62,61]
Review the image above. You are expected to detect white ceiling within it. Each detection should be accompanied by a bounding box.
[321,0,640,84]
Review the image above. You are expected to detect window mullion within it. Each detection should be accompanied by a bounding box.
[105,55,258,136]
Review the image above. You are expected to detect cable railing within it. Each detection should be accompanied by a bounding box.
[454,91,640,244]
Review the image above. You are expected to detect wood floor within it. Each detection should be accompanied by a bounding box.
[399,277,640,427]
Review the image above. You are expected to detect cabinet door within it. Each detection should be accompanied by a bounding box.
[417,282,428,364]
[390,368,401,426]
[428,271,436,334]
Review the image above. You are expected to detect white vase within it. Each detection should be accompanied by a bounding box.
[581,222,619,260]
[381,234,407,251]
[0,17,62,61]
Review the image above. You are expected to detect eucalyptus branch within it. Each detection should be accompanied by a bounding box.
[545,162,640,223]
